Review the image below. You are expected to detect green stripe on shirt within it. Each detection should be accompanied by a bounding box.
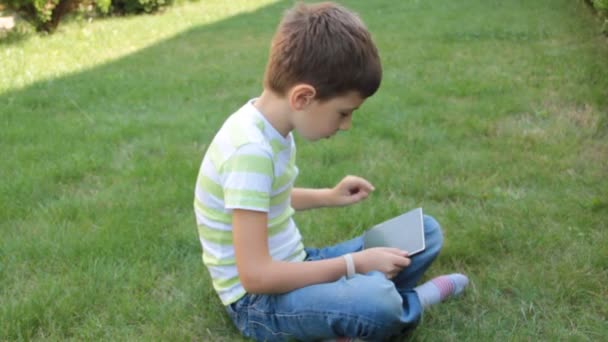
[207,143,225,168]
[273,166,297,190]
[270,187,291,207]
[221,154,273,175]
[197,175,224,199]
[198,218,293,246]
[194,199,231,224]
[203,252,235,266]
[213,275,241,290]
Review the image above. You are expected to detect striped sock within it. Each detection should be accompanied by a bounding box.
[414,273,469,309]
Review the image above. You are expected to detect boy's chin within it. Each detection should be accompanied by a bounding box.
[313,135,333,141]
[298,132,324,141]
[297,129,334,141]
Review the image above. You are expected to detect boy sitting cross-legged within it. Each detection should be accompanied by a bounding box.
[193,2,468,341]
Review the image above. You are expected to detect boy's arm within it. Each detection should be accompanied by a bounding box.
[233,209,346,293]
[233,209,411,293]
[290,188,332,210]
[291,175,375,211]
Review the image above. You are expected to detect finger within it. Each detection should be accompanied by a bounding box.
[336,190,366,206]
[341,175,373,191]
[394,256,411,268]
[349,176,375,192]
[351,190,370,202]
[387,253,410,267]
[380,247,409,257]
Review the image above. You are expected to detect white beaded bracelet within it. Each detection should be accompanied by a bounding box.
[343,253,355,278]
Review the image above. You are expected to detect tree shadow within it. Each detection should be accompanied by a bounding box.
[1,0,291,217]
[1,1,288,339]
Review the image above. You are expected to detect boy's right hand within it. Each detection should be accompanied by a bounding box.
[352,248,410,279]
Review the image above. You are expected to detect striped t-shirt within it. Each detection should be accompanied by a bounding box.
[193,99,306,305]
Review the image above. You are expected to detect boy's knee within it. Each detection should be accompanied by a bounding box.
[365,277,402,321]
[347,273,403,337]
[423,215,443,254]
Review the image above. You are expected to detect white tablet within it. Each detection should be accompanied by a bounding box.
[363,208,426,256]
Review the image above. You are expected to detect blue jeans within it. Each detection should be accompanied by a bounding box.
[226,215,443,341]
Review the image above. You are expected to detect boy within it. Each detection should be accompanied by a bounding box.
[193,2,468,341]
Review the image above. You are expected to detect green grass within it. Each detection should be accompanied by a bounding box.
[1,0,607,340]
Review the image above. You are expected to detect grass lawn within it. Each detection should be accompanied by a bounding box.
[1,0,607,340]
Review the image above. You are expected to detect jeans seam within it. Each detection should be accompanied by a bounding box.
[248,306,395,331]
[248,320,294,340]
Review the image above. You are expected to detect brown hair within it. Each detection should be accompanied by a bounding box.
[263,2,382,100]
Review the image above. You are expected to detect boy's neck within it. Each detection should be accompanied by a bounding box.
[253,89,294,138]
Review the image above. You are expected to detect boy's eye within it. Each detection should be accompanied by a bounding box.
[340,112,349,117]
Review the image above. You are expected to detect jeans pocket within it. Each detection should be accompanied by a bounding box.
[225,296,252,335]
[224,304,240,330]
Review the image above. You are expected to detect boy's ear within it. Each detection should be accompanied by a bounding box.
[289,84,316,110]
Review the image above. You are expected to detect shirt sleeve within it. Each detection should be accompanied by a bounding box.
[219,143,274,212]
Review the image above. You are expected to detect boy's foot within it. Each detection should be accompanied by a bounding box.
[414,273,469,309]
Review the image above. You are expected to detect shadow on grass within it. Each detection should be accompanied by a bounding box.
[2,0,292,218]
[1,2,289,340]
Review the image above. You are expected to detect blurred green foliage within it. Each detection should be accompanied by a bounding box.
[591,0,608,33]
[4,0,172,32]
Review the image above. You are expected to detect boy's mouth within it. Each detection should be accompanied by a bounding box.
[326,131,338,139]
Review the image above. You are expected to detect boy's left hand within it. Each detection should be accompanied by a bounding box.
[329,175,375,206]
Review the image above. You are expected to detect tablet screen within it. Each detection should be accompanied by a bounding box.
[363,208,426,256]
